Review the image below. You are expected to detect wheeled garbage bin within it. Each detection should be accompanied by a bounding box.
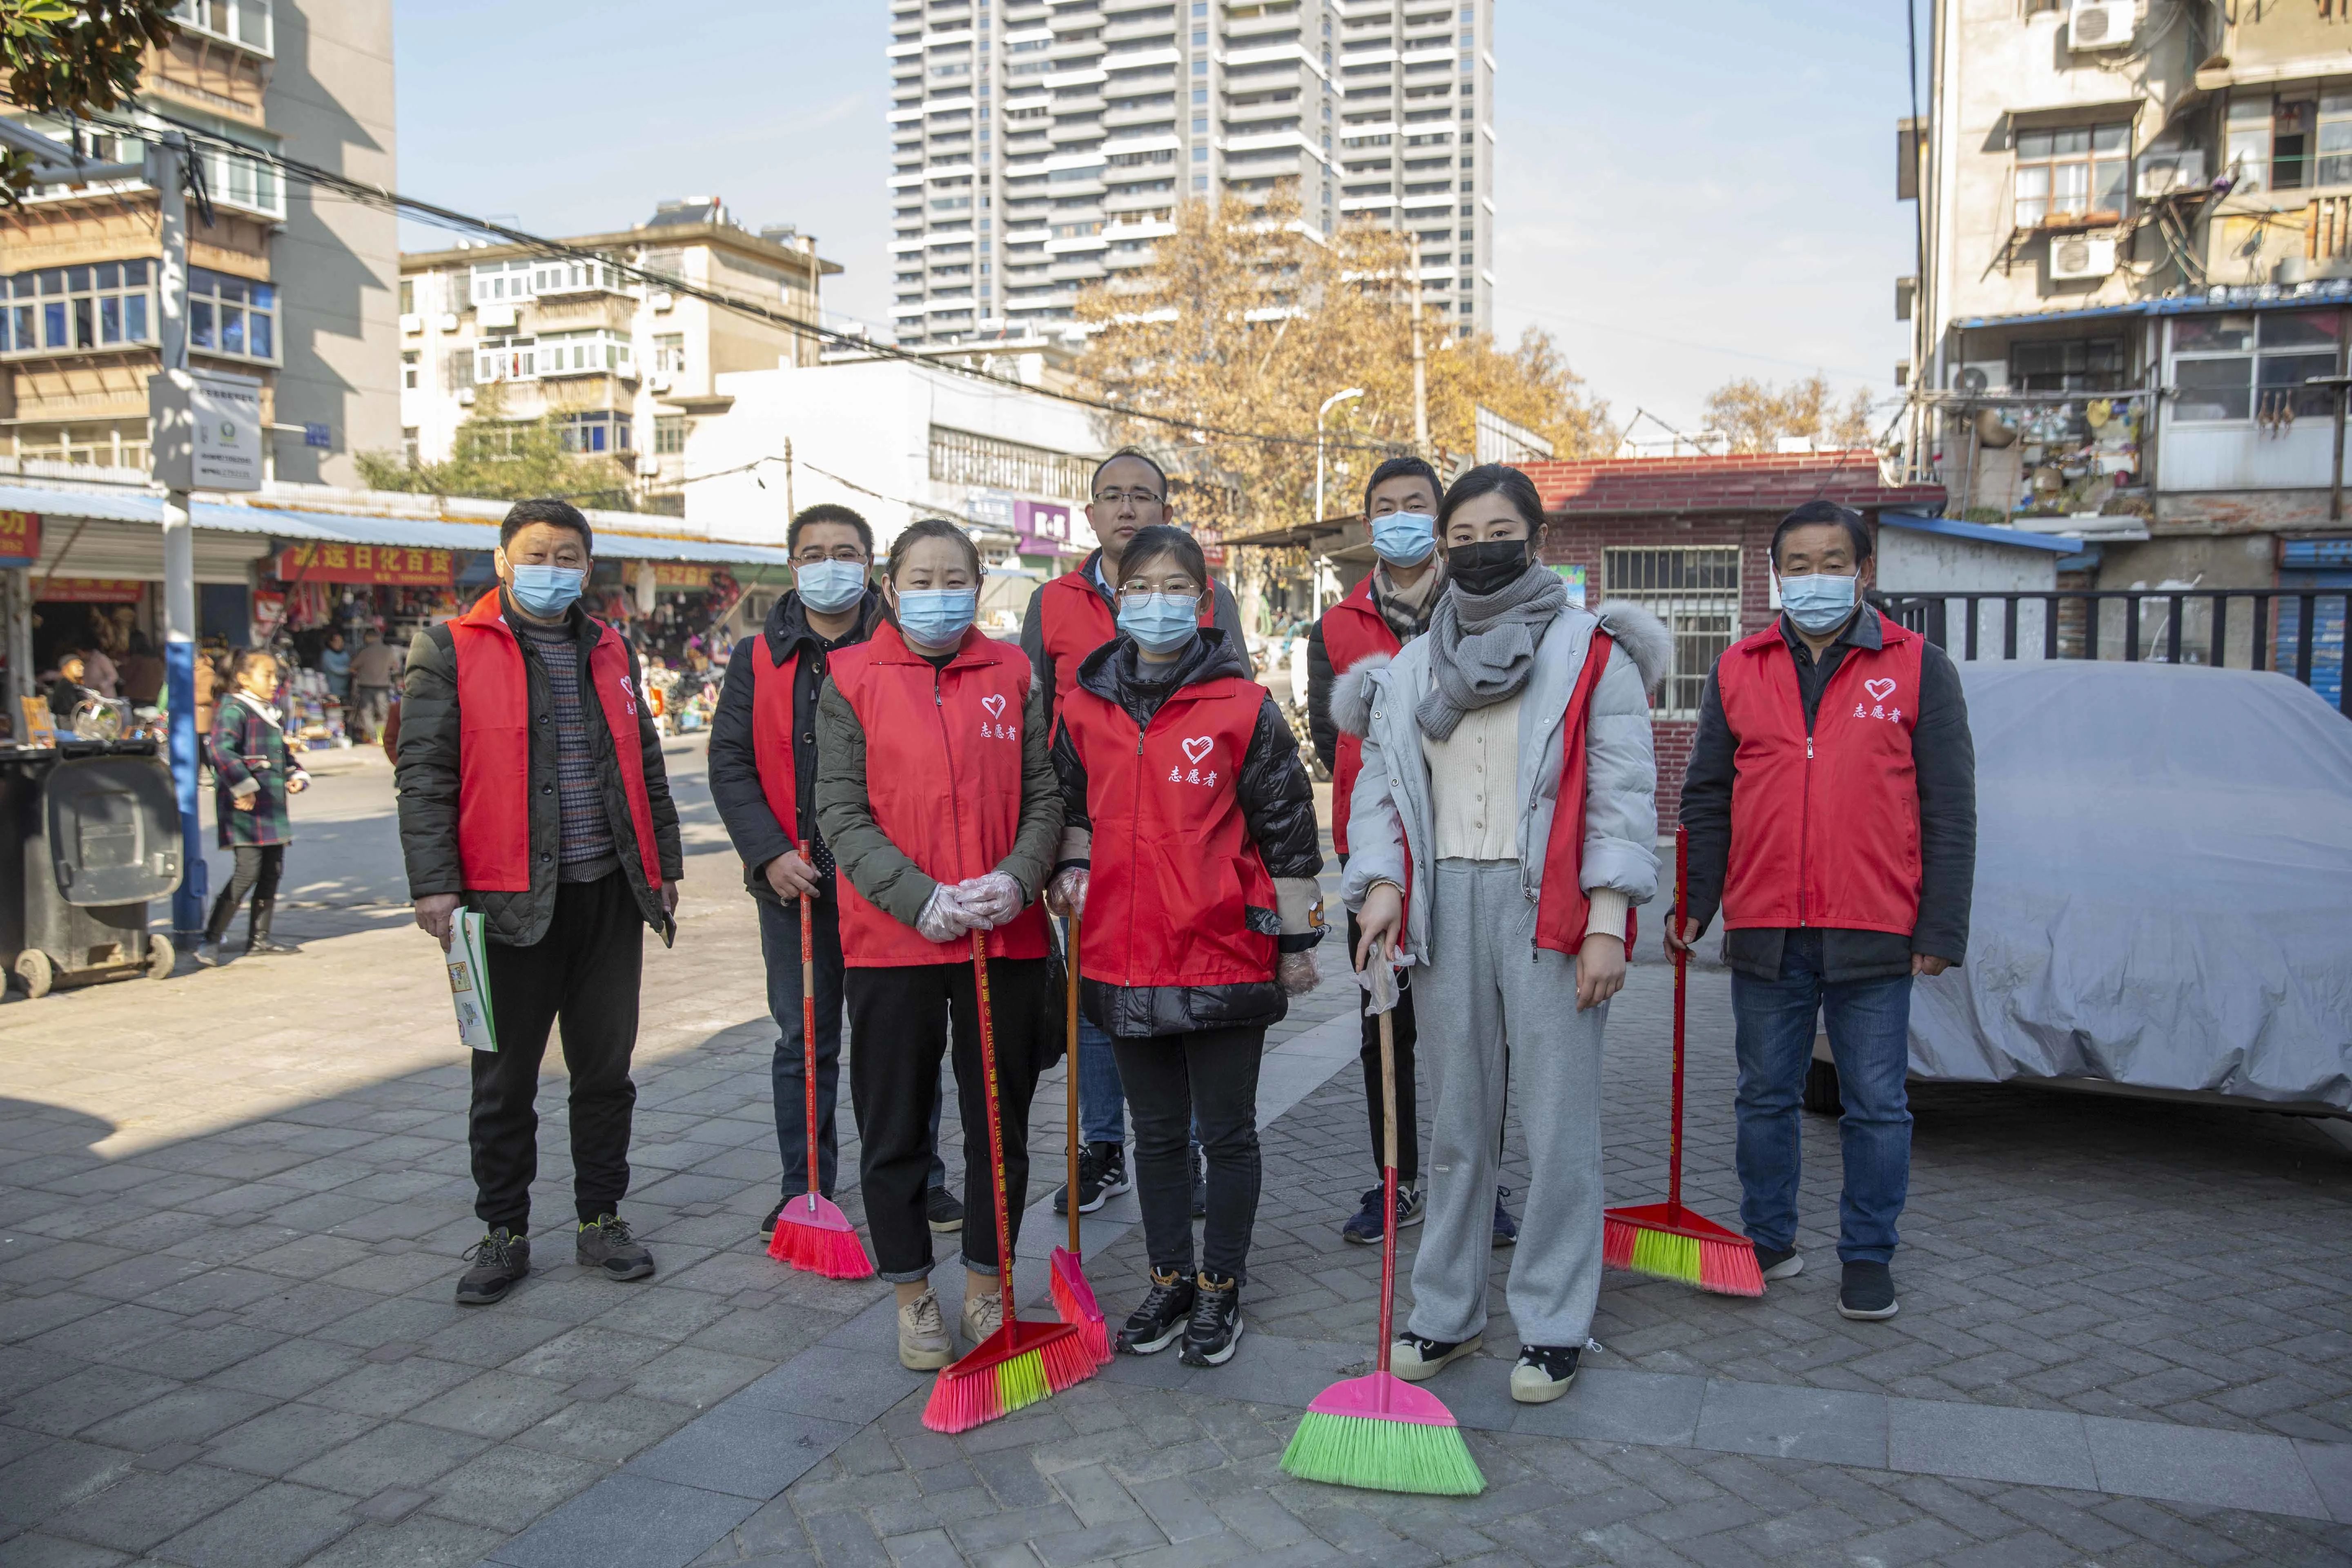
[0,740,183,998]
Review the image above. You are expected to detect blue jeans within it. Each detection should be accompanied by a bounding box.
[1076,1015,1127,1147]
[1729,930,1913,1265]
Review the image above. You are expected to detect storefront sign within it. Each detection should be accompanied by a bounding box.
[37,578,144,604]
[0,511,40,566]
[276,543,457,586]
[149,368,264,492]
[649,562,720,590]
[1014,499,1074,557]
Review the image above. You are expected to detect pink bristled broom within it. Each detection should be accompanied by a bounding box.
[768,895,873,1280]
[1047,912,1112,1365]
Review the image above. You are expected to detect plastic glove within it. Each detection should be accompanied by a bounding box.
[1047,866,1089,919]
[1277,950,1320,997]
[957,871,1025,929]
[916,882,978,944]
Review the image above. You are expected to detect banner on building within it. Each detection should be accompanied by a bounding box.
[276,543,457,586]
[37,578,145,604]
[0,511,40,566]
[649,562,721,590]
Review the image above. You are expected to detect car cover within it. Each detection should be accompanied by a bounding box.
[1909,660,2352,1110]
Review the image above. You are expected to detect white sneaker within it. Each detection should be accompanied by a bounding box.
[898,1291,953,1371]
[961,1287,1005,1347]
[194,940,223,968]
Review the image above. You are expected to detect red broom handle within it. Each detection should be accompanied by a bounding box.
[1670,824,1688,1216]
[1375,996,1399,1391]
[1065,913,1082,1257]
[972,929,1015,1310]
[801,895,820,1212]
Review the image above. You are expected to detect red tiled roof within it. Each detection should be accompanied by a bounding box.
[1515,452,1947,517]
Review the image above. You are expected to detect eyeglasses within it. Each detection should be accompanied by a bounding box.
[1091,489,1165,506]
[791,548,870,565]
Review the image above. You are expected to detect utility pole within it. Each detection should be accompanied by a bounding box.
[151,134,205,938]
[1313,387,1363,618]
[1410,265,1430,459]
[784,437,795,524]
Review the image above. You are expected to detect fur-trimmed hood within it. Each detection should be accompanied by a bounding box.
[1328,600,1670,740]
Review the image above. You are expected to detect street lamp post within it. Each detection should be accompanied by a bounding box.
[1313,387,1363,616]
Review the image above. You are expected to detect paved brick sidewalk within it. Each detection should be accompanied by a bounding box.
[0,753,2345,1566]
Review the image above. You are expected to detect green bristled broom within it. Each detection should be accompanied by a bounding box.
[1282,950,1483,1495]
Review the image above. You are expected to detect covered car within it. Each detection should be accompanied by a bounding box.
[1904,660,2352,1114]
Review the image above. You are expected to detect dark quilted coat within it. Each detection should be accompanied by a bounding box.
[394,593,683,948]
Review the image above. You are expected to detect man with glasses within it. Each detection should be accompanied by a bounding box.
[714,504,962,1241]
[1022,451,1249,1216]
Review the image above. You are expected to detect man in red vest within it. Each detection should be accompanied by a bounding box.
[1021,451,1245,1215]
[1670,501,1976,1324]
[710,505,961,1239]
[399,499,685,1307]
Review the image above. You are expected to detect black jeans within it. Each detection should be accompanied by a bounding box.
[1112,1025,1265,1285]
[1349,911,1419,1186]
[203,843,284,943]
[470,872,643,1232]
[847,957,1048,1284]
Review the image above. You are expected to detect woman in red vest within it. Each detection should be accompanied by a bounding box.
[814,519,1063,1374]
[1047,524,1325,1369]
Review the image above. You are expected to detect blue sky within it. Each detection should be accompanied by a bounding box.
[392,0,1920,438]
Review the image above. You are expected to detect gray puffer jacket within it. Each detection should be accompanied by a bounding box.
[1335,599,1669,962]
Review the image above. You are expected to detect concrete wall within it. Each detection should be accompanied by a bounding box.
[266,0,400,488]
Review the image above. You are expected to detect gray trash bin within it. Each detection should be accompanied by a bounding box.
[0,740,183,997]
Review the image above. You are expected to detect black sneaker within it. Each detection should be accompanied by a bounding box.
[1391,1330,1480,1383]
[455,1228,530,1305]
[1510,1343,1580,1404]
[1054,1142,1130,1216]
[1756,1244,1804,1281]
[1341,1183,1425,1245]
[761,1195,787,1236]
[1492,1185,1519,1249]
[926,1186,965,1234]
[1189,1145,1207,1218]
[1838,1260,1898,1320]
[1179,1272,1242,1367]
[577,1214,655,1281]
[1116,1267,1196,1356]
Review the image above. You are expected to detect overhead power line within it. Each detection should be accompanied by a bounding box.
[89,107,1411,461]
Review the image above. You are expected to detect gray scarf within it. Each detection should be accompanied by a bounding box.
[1415,565,1566,740]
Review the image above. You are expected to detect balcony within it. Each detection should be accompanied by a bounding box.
[172,0,273,58]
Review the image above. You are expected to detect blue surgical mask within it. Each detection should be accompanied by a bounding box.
[795,559,869,613]
[1779,571,1859,634]
[509,564,585,619]
[1370,510,1437,567]
[1117,592,1200,655]
[895,589,977,648]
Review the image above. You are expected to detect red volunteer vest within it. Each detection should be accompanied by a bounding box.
[1059,670,1278,988]
[826,622,1051,967]
[1318,579,1400,858]
[1035,563,1218,724]
[1530,630,1637,956]
[1715,612,1925,935]
[447,590,662,894]
[743,639,804,847]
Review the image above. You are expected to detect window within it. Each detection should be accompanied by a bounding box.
[654,414,686,455]
[401,350,419,389]
[187,267,276,362]
[172,0,272,54]
[2274,99,2316,190]
[2013,122,2129,227]
[530,258,625,296]
[1602,547,1741,720]
[2322,90,2352,187]
[399,278,415,314]
[474,336,536,383]
[2170,310,2340,423]
[2,261,154,354]
[535,329,634,378]
[928,425,1094,499]
[653,334,686,374]
[470,260,536,306]
[402,427,419,467]
[2010,338,2123,393]
[558,411,632,454]
[196,138,284,218]
[2227,96,2271,193]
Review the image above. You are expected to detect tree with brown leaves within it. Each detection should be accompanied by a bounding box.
[1699,372,1881,455]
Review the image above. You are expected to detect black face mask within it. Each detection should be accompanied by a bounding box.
[1446,537,1531,597]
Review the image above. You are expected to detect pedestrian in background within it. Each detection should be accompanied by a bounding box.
[1671,500,1976,1323]
[347,626,399,743]
[1022,452,1243,1218]
[816,519,1062,1373]
[1342,463,1666,1405]
[1308,453,1513,1250]
[1050,523,1323,1368]
[398,498,684,1308]
[318,630,352,714]
[197,648,309,966]
[710,504,964,1242]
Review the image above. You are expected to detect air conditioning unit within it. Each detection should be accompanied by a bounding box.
[646,372,672,393]
[2068,0,2133,51]
[457,387,476,406]
[649,290,675,312]
[477,303,517,330]
[635,455,662,477]
[398,312,422,335]
[2051,235,2118,280]
[438,312,459,331]
[2137,148,2207,198]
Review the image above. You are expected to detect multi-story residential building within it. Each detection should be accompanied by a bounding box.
[398,198,838,511]
[1907,0,2352,619]
[0,0,399,487]
[886,0,1494,349]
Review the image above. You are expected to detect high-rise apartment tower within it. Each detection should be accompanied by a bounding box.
[887,0,1494,348]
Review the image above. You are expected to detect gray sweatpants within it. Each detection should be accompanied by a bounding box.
[1408,859,1608,1350]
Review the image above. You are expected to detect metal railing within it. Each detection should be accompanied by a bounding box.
[1870,589,2352,718]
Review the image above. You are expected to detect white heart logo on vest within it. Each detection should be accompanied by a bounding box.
[1864,678,1897,704]
[1182,736,1214,765]
[981,694,1007,718]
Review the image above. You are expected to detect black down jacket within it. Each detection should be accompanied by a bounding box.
[396,593,684,948]
[1050,627,1324,1038]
